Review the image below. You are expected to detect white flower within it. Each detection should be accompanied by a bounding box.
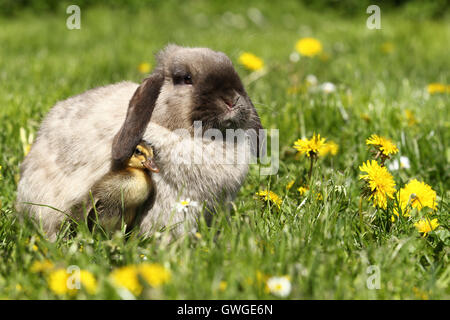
[399,156,411,169]
[175,198,199,213]
[289,52,300,63]
[266,276,291,298]
[305,74,318,86]
[247,7,264,26]
[388,156,411,171]
[320,82,336,94]
[388,161,399,171]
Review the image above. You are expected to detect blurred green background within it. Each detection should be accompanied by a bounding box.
[1,0,449,19]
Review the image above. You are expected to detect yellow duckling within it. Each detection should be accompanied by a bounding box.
[87,141,159,232]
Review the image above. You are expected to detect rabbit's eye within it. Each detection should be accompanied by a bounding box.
[173,71,192,85]
[183,74,193,85]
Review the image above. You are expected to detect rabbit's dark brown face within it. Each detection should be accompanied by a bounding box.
[189,60,251,132]
[167,54,250,131]
[112,45,263,164]
[156,46,262,134]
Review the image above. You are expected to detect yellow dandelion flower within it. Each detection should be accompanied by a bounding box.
[295,37,322,57]
[138,263,171,288]
[244,276,254,286]
[48,268,97,295]
[255,271,272,292]
[427,83,447,94]
[256,190,282,208]
[396,179,437,217]
[359,160,396,209]
[238,52,264,71]
[297,186,309,196]
[137,62,151,74]
[413,287,429,300]
[404,110,418,126]
[30,260,54,273]
[110,265,142,296]
[381,42,394,54]
[48,269,70,295]
[414,218,439,236]
[360,113,371,122]
[19,127,34,157]
[287,85,302,95]
[319,141,339,156]
[319,52,330,62]
[110,263,170,295]
[219,281,227,292]
[366,134,398,157]
[24,145,31,156]
[286,180,295,190]
[293,133,326,158]
[256,270,269,285]
[79,270,98,294]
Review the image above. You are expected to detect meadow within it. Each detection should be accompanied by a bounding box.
[0,1,448,299]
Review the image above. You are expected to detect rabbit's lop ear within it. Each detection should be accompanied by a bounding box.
[112,71,164,164]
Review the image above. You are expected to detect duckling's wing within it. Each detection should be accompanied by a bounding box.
[88,199,124,232]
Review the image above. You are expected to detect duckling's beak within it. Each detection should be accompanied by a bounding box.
[143,158,159,173]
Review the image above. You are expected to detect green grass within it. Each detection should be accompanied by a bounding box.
[0,1,449,299]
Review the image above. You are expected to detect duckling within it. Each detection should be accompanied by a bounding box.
[87,141,159,232]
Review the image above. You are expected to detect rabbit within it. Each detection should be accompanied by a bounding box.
[16,44,264,240]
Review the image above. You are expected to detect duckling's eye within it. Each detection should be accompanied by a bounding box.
[134,148,143,156]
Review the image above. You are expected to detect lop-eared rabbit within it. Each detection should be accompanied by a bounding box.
[16,45,263,240]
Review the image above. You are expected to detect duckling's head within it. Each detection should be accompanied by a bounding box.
[127,142,159,173]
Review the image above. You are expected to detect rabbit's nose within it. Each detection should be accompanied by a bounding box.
[224,94,241,110]
[224,99,233,109]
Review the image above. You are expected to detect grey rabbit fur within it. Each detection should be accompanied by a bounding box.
[16,44,263,240]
